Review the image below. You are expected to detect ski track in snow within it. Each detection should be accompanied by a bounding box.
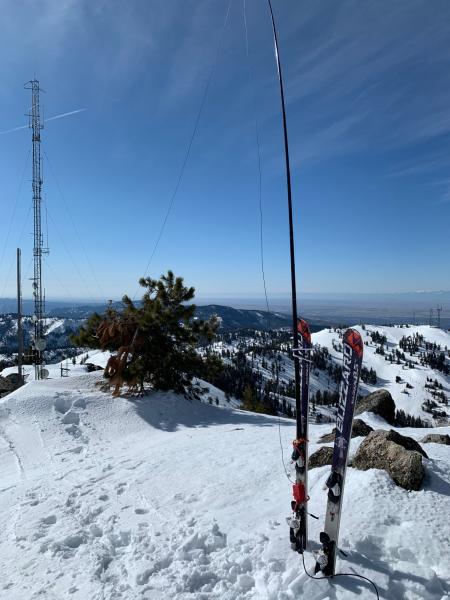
[0,370,449,599]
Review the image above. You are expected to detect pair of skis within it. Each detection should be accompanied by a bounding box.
[267,0,363,576]
[287,322,364,577]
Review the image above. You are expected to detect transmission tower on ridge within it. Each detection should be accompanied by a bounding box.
[25,79,49,379]
[437,305,442,329]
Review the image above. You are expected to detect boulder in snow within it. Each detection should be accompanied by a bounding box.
[86,363,103,373]
[352,418,374,437]
[319,431,335,443]
[420,433,450,446]
[352,429,425,490]
[0,374,23,397]
[379,429,428,458]
[319,418,373,443]
[355,389,396,425]
[308,446,333,469]
[0,376,15,394]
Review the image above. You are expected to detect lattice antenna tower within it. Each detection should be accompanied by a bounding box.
[25,79,49,379]
[436,305,442,329]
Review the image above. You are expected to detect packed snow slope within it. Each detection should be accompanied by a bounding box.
[1,372,450,600]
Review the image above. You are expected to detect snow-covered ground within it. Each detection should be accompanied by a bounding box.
[0,369,449,599]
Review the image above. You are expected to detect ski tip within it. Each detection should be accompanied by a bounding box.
[343,328,363,358]
[297,318,311,344]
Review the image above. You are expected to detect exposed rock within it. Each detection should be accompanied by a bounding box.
[355,389,396,425]
[420,433,450,446]
[0,374,23,398]
[0,376,15,393]
[319,431,335,443]
[352,418,374,437]
[308,446,333,469]
[381,429,428,458]
[353,429,425,490]
[5,373,23,386]
[319,418,373,443]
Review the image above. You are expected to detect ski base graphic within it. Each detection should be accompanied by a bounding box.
[287,318,311,554]
[315,328,363,575]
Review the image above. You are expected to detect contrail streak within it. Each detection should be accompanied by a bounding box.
[45,108,86,122]
[0,124,28,135]
[0,108,86,135]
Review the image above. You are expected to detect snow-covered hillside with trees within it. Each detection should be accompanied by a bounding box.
[0,365,449,599]
[313,325,450,422]
[210,325,450,426]
[0,314,82,366]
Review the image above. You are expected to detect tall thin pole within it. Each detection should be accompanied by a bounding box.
[267,0,301,438]
[17,248,23,381]
[25,79,48,379]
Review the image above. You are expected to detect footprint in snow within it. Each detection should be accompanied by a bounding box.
[268,520,281,529]
[89,524,103,538]
[60,533,85,549]
[62,411,80,426]
[41,515,57,525]
[116,482,127,495]
[65,424,81,437]
[73,397,86,409]
[53,395,72,414]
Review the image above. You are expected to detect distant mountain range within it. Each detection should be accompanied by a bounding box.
[194,305,292,332]
[0,305,302,354]
[0,299,106,318]
[0,300,293,331]
[1,291,449,330]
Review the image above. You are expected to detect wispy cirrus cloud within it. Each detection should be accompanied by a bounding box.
[434,181,450,204]
[277,0,450,161]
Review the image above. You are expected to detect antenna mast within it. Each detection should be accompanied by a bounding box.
[25,79,49,379]
[266,0,311,555]
[437,305,442,329]
[266,1,301,436]
[17,248,23,381]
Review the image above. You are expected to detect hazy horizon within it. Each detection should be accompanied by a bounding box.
[1,289,450,303]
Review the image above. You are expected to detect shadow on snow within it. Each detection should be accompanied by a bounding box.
[129,392,294,433]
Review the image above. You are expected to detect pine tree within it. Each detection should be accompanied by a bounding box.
[72,271,220,396]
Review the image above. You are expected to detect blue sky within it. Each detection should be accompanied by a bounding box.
[0,0,449,303]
